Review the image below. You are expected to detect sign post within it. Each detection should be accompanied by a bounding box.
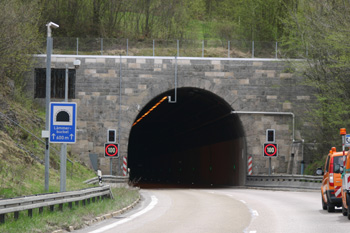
[105,143,119,176]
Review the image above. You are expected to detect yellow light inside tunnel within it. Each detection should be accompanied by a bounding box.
[132,96,168,127]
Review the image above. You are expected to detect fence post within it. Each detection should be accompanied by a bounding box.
[101,38,103,55]
[275,41,278,59]
[126,39,129,56]
[252,41,255,58]
[228,41,230,58]
[202,40,204,57]
[76,38,79,55]
[177,40,179,57]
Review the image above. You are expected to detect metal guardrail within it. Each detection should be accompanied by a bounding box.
[0,186,113,224]
[84,175,129,185]
[246,175,322,189]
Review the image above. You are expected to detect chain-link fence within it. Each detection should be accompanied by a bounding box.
[47,38,306,59]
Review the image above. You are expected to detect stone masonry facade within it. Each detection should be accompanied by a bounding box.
[29,55,315,176]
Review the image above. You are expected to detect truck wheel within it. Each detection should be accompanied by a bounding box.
[322,195,327,210]
[327,203,335,212]
[327,195,335,212]
[342,202,347,216]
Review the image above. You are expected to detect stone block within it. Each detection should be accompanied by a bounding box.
[280,73,293,78]
[297,96,310,100]
[283,102,292,109]
[128,63,141,69]
[205,72,225,77]
[136,58,146,64]
[239,79,249,85]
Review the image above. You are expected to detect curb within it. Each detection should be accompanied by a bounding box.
[52,192,141,233]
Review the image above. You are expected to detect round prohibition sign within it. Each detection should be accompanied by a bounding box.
[264,143,277,156]
[105,144,118,157]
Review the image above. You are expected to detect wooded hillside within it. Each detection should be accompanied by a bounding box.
[2,0,350,173]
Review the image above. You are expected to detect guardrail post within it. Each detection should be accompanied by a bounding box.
[75,201,79,206]
[0,214,4,224]
[14,211,19,220]
[50,205,54,212]
[82,200,86,206]
[87,198,90,205]
[69,202,73,209]
[39,207,43,214]
[28,209,33,218]
[59,204,63,211]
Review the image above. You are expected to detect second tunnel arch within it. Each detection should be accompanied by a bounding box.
[128,87,247,186]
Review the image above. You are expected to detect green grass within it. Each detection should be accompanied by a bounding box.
[0,187,140,233]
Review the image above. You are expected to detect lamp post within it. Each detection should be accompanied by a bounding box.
[44,22,59,191]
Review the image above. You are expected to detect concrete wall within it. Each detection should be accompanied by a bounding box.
[28,55,315,176]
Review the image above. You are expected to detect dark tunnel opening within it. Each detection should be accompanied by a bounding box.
[128,87,245,187]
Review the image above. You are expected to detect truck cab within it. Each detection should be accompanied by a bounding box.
[319,147,344,212]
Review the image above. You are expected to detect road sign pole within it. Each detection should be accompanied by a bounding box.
[110,158,113,175]
[269,157,271,175]
[60,65,69,192]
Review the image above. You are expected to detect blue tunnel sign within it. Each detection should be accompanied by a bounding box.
[49,102,77,143]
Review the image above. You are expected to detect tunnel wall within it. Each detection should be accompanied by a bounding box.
[29,55,316,176]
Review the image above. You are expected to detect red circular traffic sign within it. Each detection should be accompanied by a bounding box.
[105,144,118,157]
[264,143,277,157]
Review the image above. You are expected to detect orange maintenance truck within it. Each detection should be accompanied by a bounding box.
[318,147,344,212]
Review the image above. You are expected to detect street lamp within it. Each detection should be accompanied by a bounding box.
[44,22,59,191]
[60,60,80,192]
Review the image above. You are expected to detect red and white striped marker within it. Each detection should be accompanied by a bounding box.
[248,156,253,175]
[335,186,342,198]
[122,156,128,176]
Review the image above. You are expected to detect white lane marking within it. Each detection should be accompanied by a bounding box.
[252,210,259,217]
[249,231,257,233]
[240,200,247,204]
[89,195,158,233]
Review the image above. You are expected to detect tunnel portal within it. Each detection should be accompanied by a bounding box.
[128,87,245,186]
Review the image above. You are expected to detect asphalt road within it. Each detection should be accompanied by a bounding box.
[75,187,350,233]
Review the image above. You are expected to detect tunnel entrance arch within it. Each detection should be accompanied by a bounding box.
[128,87,246,186]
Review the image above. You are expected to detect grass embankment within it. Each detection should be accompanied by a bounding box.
[0,187,139,233]
[0,78,139,232]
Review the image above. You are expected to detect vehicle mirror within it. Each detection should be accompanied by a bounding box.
[316,167,323,175]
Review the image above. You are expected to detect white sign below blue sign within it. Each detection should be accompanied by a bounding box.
[345,134,350,147]
[49,102,77,143]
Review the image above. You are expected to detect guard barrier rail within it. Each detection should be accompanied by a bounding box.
[246,174,322,189]
[0,186,113,224]
[84,175,129,185]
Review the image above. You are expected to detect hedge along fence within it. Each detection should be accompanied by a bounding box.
[0,186,113,224]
